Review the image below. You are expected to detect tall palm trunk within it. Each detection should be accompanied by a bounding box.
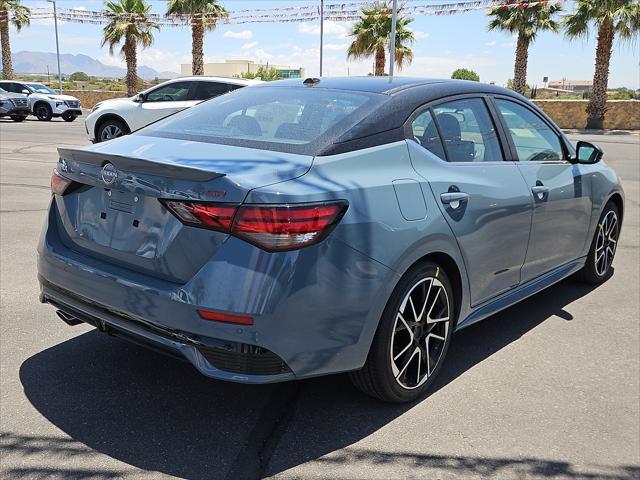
[586,19,614,130]
[374,46,385,76]
[191,18,204,76]
[0,8,14,79]
[512,34,529,95]
[124,33,138,96]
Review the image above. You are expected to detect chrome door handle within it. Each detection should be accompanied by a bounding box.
[531,185,550,200]
[440,192,469,209]
[531,186,550,195]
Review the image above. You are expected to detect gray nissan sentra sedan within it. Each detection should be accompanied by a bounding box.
[37,77,624,403]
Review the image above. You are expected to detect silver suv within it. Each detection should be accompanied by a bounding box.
[0,80,82,122]
[0,87,30,122]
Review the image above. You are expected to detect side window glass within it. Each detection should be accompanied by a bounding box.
[411,110,446,161]
[146,82,191,102]
[496,99,564,162]
[432,98,504,162]
[193,82,231,101]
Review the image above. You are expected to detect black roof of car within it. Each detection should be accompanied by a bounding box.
[259,76,515,98]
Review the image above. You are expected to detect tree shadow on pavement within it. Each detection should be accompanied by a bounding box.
[17,277,633,480]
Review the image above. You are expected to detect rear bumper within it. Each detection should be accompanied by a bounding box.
[39,276,293,383]
[37,199,398,383]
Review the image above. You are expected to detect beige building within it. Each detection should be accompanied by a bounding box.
[180,60,305,79]
[547,79,593,93]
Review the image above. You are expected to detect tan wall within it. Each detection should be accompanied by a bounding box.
[63,90,127,109]
[533,100,640,130]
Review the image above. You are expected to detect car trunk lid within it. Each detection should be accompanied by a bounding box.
[54,134,312,283]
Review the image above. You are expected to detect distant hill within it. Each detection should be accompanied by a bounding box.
[11,51,179,80]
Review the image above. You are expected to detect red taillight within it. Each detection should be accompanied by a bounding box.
[232,203,347,251]
[161,201,236,232]
[197,309,254,325]
[51,169,72,195]
[161,200,348,252]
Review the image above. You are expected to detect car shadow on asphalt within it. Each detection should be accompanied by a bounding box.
[14,276,637,480]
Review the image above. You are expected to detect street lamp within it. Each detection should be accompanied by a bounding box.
[47,0,62,94]
[319,0,324,77]
[388,0,398,81]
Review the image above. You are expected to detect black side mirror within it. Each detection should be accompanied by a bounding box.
[575,141,603,164]
[134,93,146,103]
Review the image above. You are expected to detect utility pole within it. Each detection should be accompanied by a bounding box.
[388,0,398,82]
[47,0,62,94]
[319,0,324,77]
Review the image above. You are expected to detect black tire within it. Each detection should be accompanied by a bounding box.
[34,103,53,121]
[349,261,456,403]
[96,118,129,142]
[575,202,620,284]
[10,115,26,122]
[62,113,77,122]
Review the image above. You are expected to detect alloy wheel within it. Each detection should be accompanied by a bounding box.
[391,276,450,390]
[36,106,50,120]
[595,210,618,276]
[101,124,124,141]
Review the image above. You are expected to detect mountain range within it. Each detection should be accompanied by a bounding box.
[11,51,179,80]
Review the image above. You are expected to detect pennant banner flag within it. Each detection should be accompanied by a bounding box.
[11,1,567,26]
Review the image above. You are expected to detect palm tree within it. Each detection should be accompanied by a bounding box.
[167,0,228,76]
[347,2,414,76]
[102,0,158,96]
[0,0,30,79]
[487,1,562,95]
[565,0,640,129]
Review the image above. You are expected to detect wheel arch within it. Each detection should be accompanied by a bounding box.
[32,100,51,112]
[94,113,130,139]
[400,251,464,328]
[607,192,624,223]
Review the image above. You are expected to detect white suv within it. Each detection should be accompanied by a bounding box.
[85,76,259,142]
[0,80,82,122]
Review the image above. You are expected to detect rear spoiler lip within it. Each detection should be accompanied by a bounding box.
[57,146,226,182]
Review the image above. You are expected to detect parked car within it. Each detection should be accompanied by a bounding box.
[0,87,30,122]
[85,76,259,143]
[0,80,82,122]
[38,78,624,403]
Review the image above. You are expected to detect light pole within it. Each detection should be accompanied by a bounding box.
[388,0,398,81]
[47,0,62,94]
[319,0,324,77]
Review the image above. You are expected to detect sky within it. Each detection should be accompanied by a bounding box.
[11,0,640,88]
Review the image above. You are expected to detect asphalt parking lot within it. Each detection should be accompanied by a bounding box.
[0,117,638,480]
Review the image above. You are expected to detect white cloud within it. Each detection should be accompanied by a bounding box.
[409,29,430,40]
[403,54,497,78]
[324,43,349,52]
[223,30,253,40]
[101,48,190,73]
[241,41,259,50]
[485,40,497,47]
[299,21,351,39]
[61,35,94,47]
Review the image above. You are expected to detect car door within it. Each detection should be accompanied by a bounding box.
[136,81,194,130]
[407,96,532,306]
[492,97,592,282]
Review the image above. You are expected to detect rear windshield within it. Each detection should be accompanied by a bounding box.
[139,86,386,155]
